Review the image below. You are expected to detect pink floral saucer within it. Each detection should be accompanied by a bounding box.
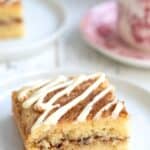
[80,1,150,68]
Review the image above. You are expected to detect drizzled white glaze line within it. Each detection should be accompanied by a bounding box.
[94,99,117,119]
[77,85,114,122]
[18,76,67,101]
[31,73,104,130]
[23,73,103,109]
[23,80,73,109]
[44,74,106,125]
[112,101,124,119]
[18,80,51,102]
[22,76,69,108]
[31,104,60,131]
[39,75,88,109]
[34,81,74,109]
[31,75,88,130]
[33,75,89,110]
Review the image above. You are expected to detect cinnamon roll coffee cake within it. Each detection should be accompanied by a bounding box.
[12,73,129,150]
[0,0,23,38]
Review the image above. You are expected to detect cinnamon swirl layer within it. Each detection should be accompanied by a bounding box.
[0,21,23,38]
[0,17,22,25]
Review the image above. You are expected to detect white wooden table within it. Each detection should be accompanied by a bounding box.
[0,0,150,91]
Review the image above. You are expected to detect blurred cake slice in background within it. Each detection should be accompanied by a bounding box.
[0,0,24,39]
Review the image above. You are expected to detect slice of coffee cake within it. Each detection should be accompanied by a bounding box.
[0,0,23,38]
[12,73,129,150]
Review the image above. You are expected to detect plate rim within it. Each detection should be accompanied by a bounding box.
[0,0,67,61]
[80,1,150,69]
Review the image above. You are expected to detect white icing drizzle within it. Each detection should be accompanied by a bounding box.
[18,80,51,102]
[22,76,69,108]
[112,101,124,119]
[36,75,87,110]
[17,73,125,131]
[33,81,73,110]
[44,74,105,125]
[94,99,117,119]
[31,73,105,130]
[77,85,114,122]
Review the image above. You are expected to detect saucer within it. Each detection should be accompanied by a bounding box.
[80,1,150,68]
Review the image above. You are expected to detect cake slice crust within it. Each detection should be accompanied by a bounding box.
[12,73,129,150]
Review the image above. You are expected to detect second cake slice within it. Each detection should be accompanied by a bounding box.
[0,0,24,38]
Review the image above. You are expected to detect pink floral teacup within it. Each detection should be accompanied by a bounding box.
[118,0,150,51]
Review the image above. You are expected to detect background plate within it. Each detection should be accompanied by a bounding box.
[0,70,150,149]
[0,0,66,61]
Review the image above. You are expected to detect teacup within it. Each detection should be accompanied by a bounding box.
[118,0,150,51]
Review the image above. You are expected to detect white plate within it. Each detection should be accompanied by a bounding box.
[0,70,150,150]
[0,0,66,61]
